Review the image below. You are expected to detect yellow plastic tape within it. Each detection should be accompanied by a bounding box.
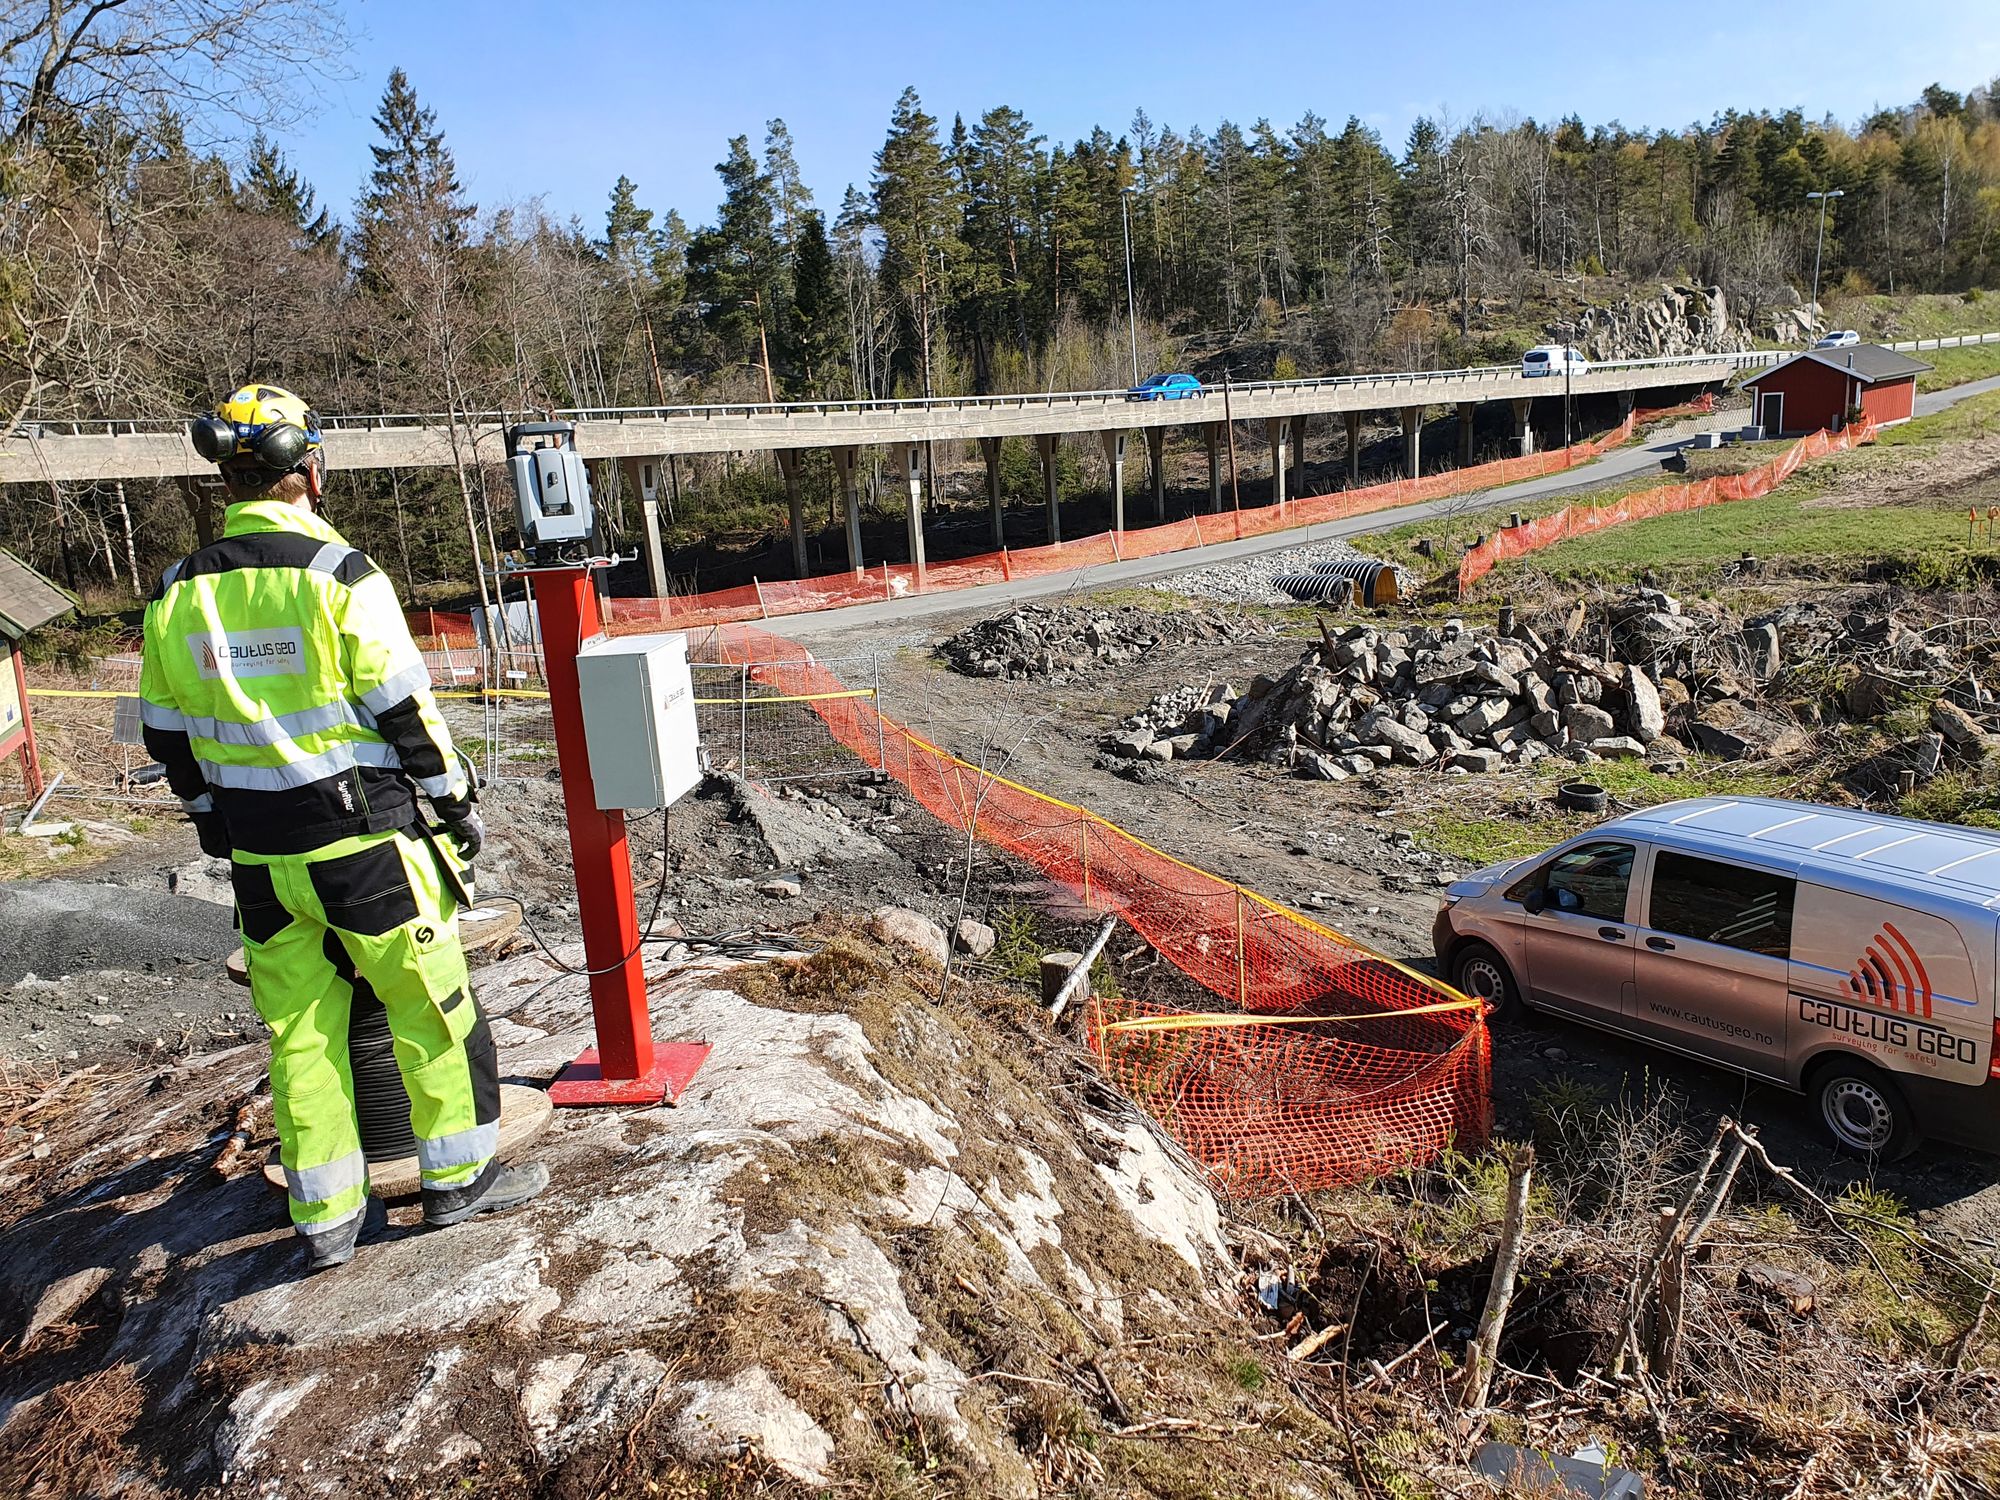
[1099,997,1484,1035]
[31,685,874,706]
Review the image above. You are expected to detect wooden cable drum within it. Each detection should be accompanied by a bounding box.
[261,1083,554,1201]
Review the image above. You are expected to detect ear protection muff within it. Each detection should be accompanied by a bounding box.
[189,415,239,462]
[189,414,316,471]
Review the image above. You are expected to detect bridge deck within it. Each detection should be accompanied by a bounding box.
[0,352,1776,483]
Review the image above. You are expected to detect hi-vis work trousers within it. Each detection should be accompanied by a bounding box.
[232,827,498,1245]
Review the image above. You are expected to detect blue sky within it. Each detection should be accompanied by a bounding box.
[280,0,1999,235]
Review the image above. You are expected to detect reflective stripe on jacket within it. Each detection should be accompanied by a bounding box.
[138,500,470,855]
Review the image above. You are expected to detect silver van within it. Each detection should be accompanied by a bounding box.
[1432,797,2000,1159]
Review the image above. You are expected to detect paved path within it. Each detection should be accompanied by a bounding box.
[774,372,2000,643]
[775,411,1736,640]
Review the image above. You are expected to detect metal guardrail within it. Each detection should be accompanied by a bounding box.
[12,335,1993,439]
[3,349,1782,438]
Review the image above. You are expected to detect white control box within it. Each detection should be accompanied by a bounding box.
[573,632,702,811]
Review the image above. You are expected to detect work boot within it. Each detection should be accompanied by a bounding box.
[423,1161,550,1229]
[303,1214,364,1272]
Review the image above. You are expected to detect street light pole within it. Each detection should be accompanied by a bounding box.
[1806,188,1844,342]
[1562,321,1574,455]
[1121,187,1140,385]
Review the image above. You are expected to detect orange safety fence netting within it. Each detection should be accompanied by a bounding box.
[598,398,1713,635]
[1457,417,1880,594]
[699,621,1491,1196]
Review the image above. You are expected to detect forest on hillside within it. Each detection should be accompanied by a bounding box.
[4,0,2000,603]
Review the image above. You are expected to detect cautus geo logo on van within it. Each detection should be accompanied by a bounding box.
[1791,896,1982,1077]
[1845,923,1933,1016]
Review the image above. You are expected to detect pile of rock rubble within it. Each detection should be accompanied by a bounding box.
[938,603,1274,679]
[1100,586,1999,780]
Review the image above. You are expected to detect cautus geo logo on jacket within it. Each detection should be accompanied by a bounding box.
[187,628,308,680]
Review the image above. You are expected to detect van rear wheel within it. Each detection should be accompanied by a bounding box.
[1811,1060,1921,1161]
[1452,942,1521,1021]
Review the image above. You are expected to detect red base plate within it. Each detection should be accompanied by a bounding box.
[549,1041,711,1107]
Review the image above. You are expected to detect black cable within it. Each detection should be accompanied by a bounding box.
[478,804,675,978]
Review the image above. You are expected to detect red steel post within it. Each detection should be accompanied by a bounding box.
[536,566,649,1075]
[531,565,706,1106]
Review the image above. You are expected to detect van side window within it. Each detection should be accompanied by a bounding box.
[1647,852,1795,958]
[1518,841,1634,921]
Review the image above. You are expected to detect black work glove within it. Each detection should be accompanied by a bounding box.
[192,811,232,860]
[440,807,484,862]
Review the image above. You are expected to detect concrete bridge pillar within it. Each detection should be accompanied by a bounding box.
[980,436,1005,549]
[775,449,809,578]
[1266,418,1289,508]
[1400,406,1424,480]
[1036,433,1062,542]
[1457,403,1477,468]
[1203,423,1223,513]
[1100,430,1128,532]
[1290,415,1309,501]
[830,446,864,573]
[620,456,670,597]
[1344,412,1363,484]
[894,442,926,575]
[1144,427,1167,521]
[1510,398,1536,457]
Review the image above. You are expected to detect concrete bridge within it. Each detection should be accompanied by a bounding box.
[2,349,1781,586]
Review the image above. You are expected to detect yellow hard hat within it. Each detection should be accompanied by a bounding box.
[190,384,324,471]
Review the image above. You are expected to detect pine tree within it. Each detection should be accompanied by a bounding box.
[602,174,660,271]
[241,132,333,245]
[787,211,844,396]
[872,86,964,396]
[763,118,814,262]
[965,105,1045,356]
[685,136,786,397]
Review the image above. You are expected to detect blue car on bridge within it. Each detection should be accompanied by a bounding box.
[1126,372,1205,401]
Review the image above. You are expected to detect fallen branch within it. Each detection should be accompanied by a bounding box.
[1288,1321,1350,1362]
[1462,1144,1534,1409]
[1048,914,1118,1023]
[1357,1320,1449,1389]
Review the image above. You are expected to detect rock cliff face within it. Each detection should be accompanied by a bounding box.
[1567,284,1757,359]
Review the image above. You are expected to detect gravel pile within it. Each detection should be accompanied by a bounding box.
[0,880,236,986]
[1149,536,1422,605]
[937,602,1274,680]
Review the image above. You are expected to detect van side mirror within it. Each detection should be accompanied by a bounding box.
[1522,888,1546,915]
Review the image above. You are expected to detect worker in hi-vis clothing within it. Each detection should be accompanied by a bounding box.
[140,385,546,1270]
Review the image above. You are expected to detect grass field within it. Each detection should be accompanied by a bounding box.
[1359,386,2000,592]
[1914,341,2000,393]
[1824,289,2000,342]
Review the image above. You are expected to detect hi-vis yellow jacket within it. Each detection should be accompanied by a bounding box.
[139,500,471,855]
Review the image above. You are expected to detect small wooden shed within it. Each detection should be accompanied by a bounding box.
[0,548,77,796]
[1742,345,1930,436]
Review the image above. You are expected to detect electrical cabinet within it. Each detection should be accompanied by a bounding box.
[573,632,702,810]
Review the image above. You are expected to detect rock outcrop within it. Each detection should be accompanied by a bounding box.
[1568,284,1755,360]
